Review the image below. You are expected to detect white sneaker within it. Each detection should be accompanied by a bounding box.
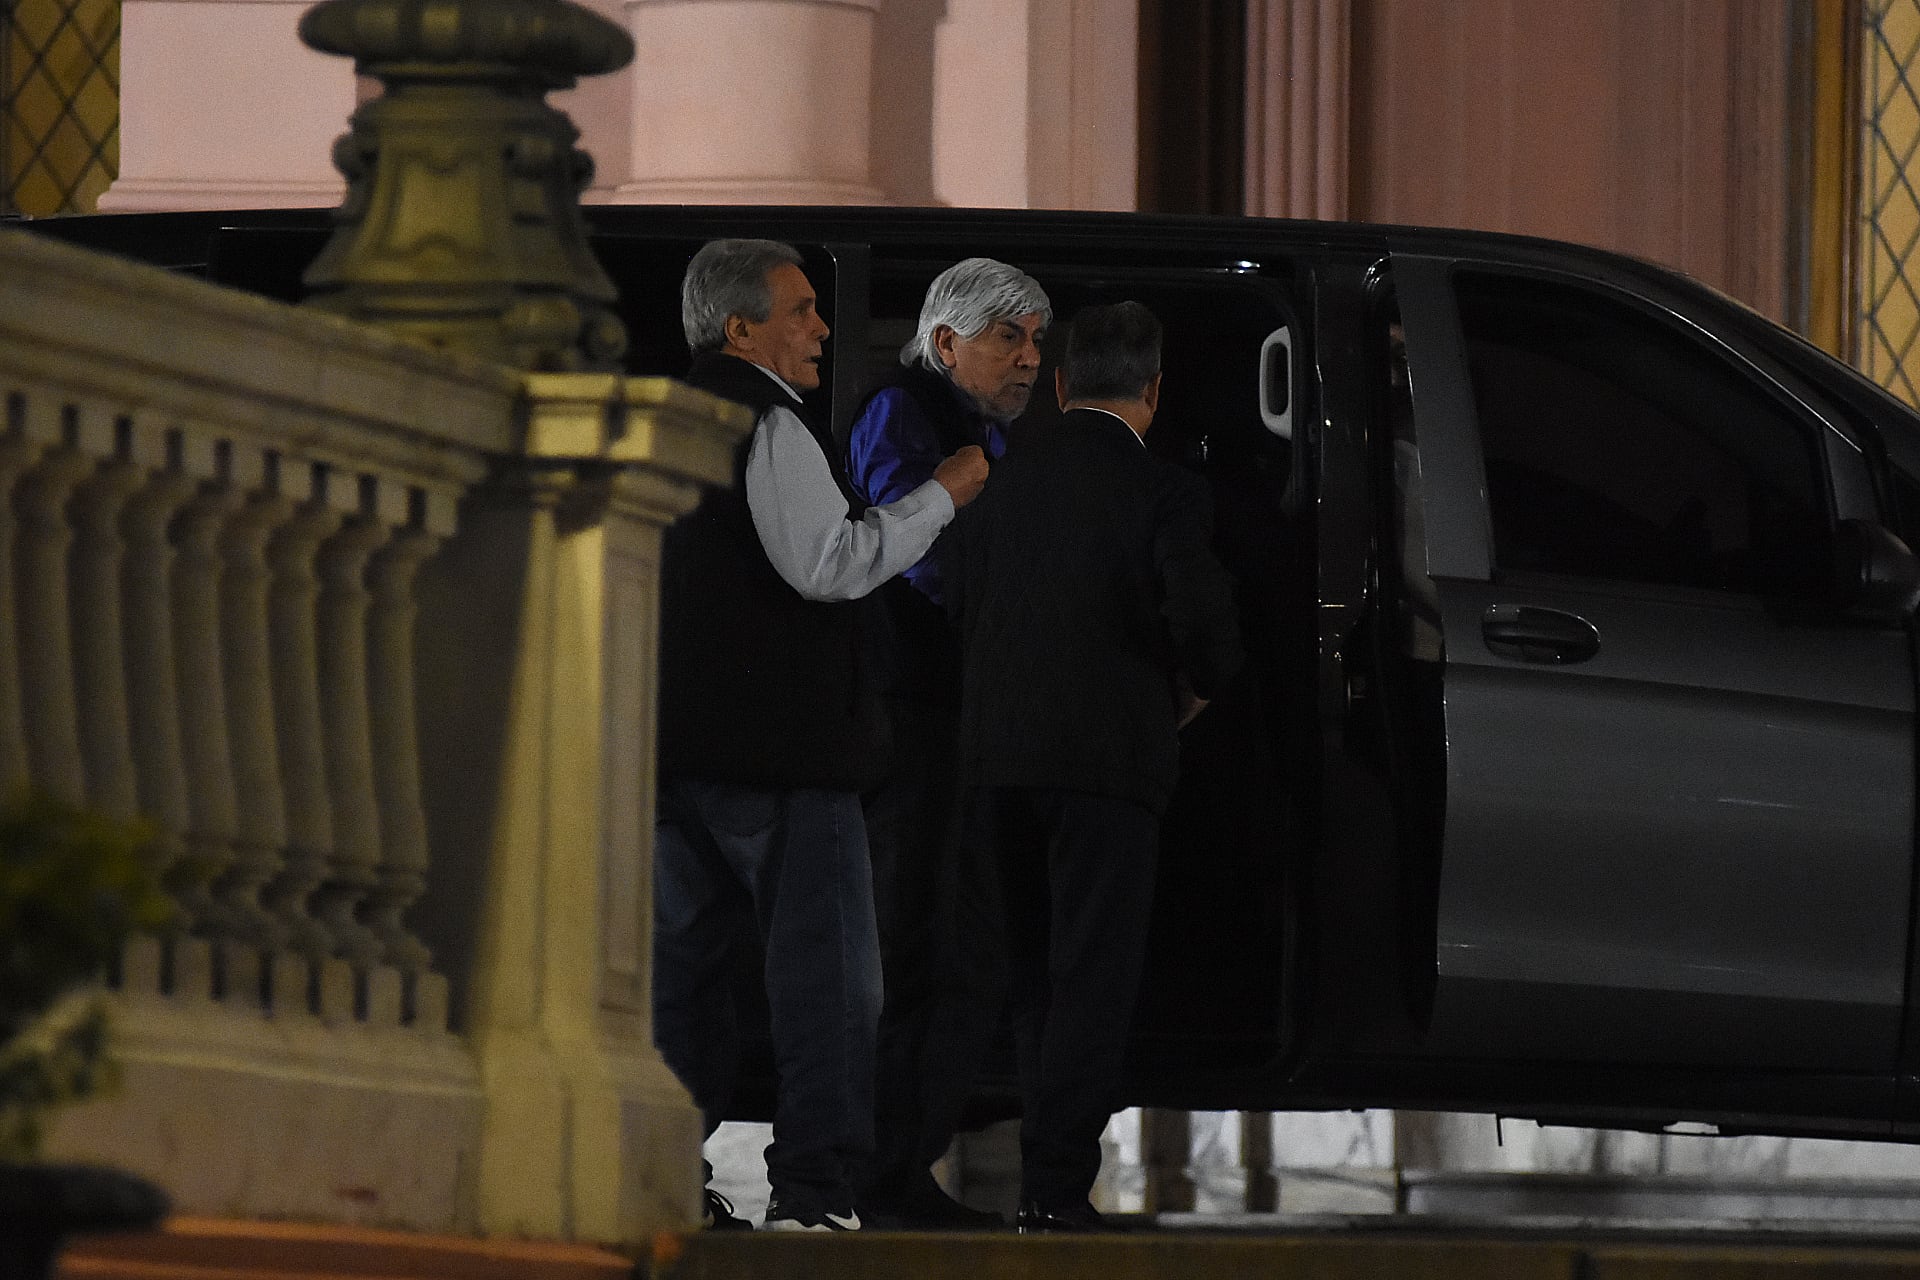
[762,1194,861,1231]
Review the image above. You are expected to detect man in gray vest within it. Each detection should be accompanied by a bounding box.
[653,239,988,1231]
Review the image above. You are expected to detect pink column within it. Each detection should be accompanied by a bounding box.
[609,0,884,204]
[1244,0,1350,221]
[101,0,353,211]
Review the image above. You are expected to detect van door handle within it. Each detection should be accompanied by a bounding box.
[1258,326,1292,440]
[1480,605,1600,664]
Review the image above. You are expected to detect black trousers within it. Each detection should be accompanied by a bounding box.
[861,695,1007,1195]
[976,784,1160,1208]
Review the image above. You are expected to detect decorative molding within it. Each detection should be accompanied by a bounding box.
[626,0,880,8]
[599,177,885,205]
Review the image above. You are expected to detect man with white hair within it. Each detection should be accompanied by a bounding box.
[844,257,1051,1229]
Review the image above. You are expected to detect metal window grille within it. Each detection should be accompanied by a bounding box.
[1862,0,1920,405]
[2,0,119,216]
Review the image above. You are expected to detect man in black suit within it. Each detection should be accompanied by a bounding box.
[944,301,1244,1232]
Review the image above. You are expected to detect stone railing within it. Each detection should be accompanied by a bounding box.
[0,226,750,1243]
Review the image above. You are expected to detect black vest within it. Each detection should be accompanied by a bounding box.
[871,363,991,457]
[855,364,993,704]
[657,352,888,789]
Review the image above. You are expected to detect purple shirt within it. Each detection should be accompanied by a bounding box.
[846,378,1007,604]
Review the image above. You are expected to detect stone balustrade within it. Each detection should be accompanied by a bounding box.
[0,225,751,1242]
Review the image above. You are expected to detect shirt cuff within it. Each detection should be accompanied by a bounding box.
[898,477,956,524]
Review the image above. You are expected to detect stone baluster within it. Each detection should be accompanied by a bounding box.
[261,491,343,960]
[1241,1110,1279,1212]
[71,447,161,991]
[364,522,439,975]
[1141,1108,1196,1214]
[171,481,246,945]
[15,444,97,804]
[123,463,209,930]
[0,427,45,797]
[69,454,148,826]
[217,485,296,956]
[313,509,390,967]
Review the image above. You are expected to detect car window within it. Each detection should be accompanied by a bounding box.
[1455,271,1832,599]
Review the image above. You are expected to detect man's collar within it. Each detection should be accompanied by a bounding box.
[748,361,806,404]
[915,361,1003,426]
[1070,405,1147,445]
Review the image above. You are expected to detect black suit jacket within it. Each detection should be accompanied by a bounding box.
[944,408,1244,814]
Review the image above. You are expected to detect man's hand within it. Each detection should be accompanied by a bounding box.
[933,445,990,508]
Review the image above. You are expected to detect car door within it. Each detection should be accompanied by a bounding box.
[1394,255,1916,1077]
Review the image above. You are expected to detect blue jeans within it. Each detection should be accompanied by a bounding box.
[652,776,883,1207]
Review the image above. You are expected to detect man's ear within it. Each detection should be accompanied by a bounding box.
[932,324,961,370]
[1142,372,1163,416]
[723,312,753,352]
[1055,367,1070,411]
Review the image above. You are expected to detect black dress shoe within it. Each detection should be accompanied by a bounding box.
[859,1171,1006,1230]
[1015,1198,1111,1233]
[702,1187,752,1231]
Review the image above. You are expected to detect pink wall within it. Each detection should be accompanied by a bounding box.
[109,0,1137,214]
[1346,0,1790,318]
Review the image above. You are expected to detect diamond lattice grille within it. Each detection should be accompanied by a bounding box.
[1864,0,1920,406]
[2,0,119,216]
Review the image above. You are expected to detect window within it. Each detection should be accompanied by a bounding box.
[1456,272,1833,599]
[2,0,118,215]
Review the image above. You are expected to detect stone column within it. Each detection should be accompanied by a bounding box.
[1243,0,1350,220]
[101,0,354,211]
[424,375,751,1240]
[614,0,885,204]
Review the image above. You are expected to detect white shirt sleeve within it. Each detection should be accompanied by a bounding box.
[745,404,957,602]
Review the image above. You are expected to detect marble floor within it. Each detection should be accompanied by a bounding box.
[706,1109,1920,1229]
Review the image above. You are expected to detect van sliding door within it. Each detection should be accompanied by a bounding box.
[1397,253,1913,1100]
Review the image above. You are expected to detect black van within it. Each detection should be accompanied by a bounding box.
[27,204,1920,1143]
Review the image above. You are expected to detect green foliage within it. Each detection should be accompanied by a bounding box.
[0,998,115,1160]
[0,792,171,1160]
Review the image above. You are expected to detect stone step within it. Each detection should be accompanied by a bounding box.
[644,1225,1920,1280]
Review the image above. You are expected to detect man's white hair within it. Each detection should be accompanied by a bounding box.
[903,258,1052,371]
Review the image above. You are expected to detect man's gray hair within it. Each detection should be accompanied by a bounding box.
[903,257,1052,371]
[682,238,805,353]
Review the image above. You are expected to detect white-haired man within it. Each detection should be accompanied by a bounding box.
[655,240,989,1232]
[843,257,1051,1229]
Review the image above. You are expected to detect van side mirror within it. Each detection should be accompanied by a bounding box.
[1837,518,1920,620]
